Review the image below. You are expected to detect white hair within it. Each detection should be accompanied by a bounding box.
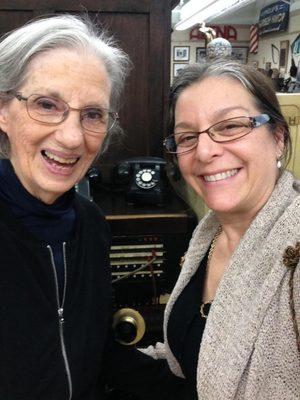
[0,14,131,157]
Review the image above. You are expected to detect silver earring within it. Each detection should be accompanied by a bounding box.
[277,159,282,169]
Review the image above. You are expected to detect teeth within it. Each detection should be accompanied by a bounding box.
[44,150,78,165]
[204,169,238,182]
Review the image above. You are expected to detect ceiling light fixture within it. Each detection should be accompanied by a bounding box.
[175,0,255,30]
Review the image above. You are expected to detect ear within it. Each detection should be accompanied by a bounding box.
[274,127,285,158]
[0,100,9,134]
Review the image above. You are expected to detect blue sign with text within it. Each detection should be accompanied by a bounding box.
[258,1,290,35]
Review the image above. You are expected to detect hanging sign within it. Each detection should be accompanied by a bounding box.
[190,25,237,41]
[258,1,290,35]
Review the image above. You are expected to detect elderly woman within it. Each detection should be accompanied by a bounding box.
[0,15,183,400]
[142,61,300,399]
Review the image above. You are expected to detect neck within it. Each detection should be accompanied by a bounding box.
[215,198,270,249]
[215,217,252,255]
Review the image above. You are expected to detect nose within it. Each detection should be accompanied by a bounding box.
[54,113,84,149]
[194,132,224,162]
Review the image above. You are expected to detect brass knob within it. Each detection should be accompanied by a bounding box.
[112,308,146,346]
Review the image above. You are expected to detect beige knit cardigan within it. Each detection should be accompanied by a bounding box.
[142,171,300,399]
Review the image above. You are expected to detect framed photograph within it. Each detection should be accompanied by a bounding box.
[279,40,289,72]
[196,47,206,64]
[173,46,190,61]
[231,47,248,64]
[173,63,188,77]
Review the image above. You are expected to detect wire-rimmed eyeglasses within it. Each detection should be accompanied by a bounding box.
[163,114,271,155]
[12,92,118,135]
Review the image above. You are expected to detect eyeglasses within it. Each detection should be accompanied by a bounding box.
[13,92,118,135]
[163,114,271,155]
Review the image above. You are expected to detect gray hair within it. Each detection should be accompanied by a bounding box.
[168,60,291,166]
[0,14,131,157]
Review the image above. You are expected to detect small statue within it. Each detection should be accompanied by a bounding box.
[199,22,216,45]
[199,22,232,61]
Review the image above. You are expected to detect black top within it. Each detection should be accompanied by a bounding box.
[0,159,75,298]
[0,188,113,399]
[0,160,186,399]
[168,252,210,399]
[0,159,75,242]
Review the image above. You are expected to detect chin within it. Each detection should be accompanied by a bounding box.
[38,182,74,202]
[204,197,240,214]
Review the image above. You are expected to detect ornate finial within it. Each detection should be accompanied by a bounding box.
[206,37,232,61]
[199,22,232,61]
[199,22,216,44]
[283,242,300,268]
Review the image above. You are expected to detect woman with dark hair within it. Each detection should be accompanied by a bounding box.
[141,60,300,399]
[0,14,183,400]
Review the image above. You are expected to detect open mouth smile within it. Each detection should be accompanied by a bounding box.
[203,168,239,182]
[41,150,80,168]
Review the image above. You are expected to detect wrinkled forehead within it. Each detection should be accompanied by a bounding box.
[22,48,111,101]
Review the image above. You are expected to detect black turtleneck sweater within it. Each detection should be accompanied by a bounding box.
[0,159,76,298]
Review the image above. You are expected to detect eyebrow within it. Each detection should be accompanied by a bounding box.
[33,89,106,108]
[174,106,251,131]
[37,89,62,99]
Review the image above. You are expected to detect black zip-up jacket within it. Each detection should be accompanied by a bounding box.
[0,194,112,400]
[0,194,185,400]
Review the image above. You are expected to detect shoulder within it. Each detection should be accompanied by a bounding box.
[75,193,105,216]
[74,193,111,235]
[293,178,300,195]
[287,180,300,222]
[274,172,300,228]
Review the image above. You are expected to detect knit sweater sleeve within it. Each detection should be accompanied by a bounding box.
[138,342,167,359]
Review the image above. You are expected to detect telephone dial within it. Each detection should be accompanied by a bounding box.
[113,157,168,205]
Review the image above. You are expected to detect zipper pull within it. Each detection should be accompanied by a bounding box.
[58,307,64,324]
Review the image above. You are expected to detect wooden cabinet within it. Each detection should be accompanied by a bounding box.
[0,0,177,175]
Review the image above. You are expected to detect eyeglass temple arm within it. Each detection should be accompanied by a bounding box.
[7,91,26,102]
[253,113,270,126]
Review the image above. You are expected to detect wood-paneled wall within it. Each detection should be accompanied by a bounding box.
[0,0,177,177]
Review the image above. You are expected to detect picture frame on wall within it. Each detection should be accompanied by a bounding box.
[279,40,289,72]
[173,63,188,77]
[196,47,206,63]
[173,46,190,61]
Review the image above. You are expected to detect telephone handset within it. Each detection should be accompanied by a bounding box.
[113,157,168,205]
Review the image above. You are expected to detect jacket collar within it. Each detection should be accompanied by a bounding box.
[164,171,300,395]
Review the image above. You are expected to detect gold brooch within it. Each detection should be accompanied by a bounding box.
[179,253,186,268]
[283,242,300,268]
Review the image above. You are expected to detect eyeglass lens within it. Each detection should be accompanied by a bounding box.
[26,94,115,133]
[166,116,256,154]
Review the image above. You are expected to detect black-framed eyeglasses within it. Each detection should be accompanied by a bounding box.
[163,114,271,155]
[12,92,118,135]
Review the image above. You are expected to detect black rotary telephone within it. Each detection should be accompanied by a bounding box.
[112,157,168,205]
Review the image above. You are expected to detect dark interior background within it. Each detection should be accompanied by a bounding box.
[0,0,179,181]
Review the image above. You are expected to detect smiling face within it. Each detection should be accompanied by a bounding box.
[0,48,111,204]
[175,76,283,221]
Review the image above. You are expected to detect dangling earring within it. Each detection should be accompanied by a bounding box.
[277,159,282,169]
